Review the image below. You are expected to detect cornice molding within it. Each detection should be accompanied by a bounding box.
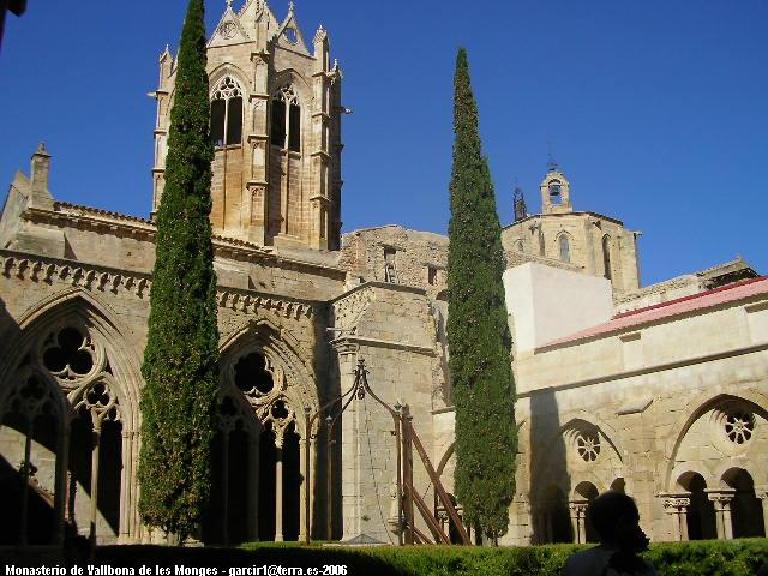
[1,251,317,319]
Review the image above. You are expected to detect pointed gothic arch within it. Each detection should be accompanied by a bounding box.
[210,74,245,147]
[0,289,142,545]
[210,320,320,544]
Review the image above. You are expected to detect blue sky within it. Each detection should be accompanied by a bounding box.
[1,0,766,285]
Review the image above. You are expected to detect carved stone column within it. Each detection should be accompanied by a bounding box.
[299,433,307,542]
[221,431,230,545]
[246,431,260,541]
[275,432,284,542]
[706,489,736,540]
[660,493,691,541]
[332,339,361,541]
[569,499,589,544]
[759,490,768,538]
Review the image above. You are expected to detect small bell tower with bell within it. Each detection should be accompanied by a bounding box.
[540,158,573,215]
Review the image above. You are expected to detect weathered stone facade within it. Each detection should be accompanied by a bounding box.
[0,0,765,550]
[502,167,641,298]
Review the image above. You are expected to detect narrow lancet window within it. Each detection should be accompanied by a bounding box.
[210,76,243,147]
[559,234,571,263]
[602,235,613,280]
[271,86,301,152]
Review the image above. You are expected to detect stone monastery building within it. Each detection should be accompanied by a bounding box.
[0,0,766,548]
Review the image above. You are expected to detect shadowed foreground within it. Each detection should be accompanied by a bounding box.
[2,540,767,576]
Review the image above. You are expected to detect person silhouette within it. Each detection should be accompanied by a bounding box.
[562,491,656,576]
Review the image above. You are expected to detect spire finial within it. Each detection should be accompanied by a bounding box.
[34,142,50,157]
[288,0,295,15]
[546,141,559,172]
[226,0,234,9]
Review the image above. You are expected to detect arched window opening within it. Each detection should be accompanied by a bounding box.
[0,375,61,546]
[602,235,612,280]
[549,180,563,205]
[678,472,716,540]
[558,234,571,263]
[723,468,765,538]
[573,481,600,544]
[539,231,546,257]
[514,239,524,253]
[271,87,301,152]
[210,76,243,147]
[1,323,127,546]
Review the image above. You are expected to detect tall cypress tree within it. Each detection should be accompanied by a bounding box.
[138,0,219,541]
[447,48,517,542]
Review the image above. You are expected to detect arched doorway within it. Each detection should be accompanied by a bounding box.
[723,468,765,538]
[678,472,716,540]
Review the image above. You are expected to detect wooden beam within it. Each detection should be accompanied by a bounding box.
[411,482,450,544]
[409,421,471,544]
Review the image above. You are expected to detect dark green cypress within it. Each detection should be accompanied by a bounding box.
[137,0,219,541]
[447,48,517,542]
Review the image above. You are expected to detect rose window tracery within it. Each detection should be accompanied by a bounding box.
[724,411,755,445]
[710,400,759,453]
[576,431,601,462]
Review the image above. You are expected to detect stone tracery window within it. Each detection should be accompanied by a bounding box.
[709,399,760,455]
[211,76,243,147]
[2,322,124,544]
[575,430,600,462]
[42,326,94,377]
[234,352,275,398]
[724,411,755,444]
[270,86,301,152]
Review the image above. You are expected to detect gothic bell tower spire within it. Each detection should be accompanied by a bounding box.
[150,0,344,252]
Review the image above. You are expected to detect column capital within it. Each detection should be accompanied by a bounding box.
[658,492,691,513]
[330,336,359,356]
[705,488,736,505]
[569,498,589,510]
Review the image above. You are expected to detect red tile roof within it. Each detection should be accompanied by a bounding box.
[542,276,768,349]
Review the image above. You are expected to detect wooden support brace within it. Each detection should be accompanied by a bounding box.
[411,482,450,544]
[409,418,471,544]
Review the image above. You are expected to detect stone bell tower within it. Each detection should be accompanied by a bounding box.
[540,161,573,215]
[151,0,344,251]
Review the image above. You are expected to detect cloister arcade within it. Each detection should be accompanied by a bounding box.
[0,295,141,546]
[0,295,321,547]
[530,392,768,546]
